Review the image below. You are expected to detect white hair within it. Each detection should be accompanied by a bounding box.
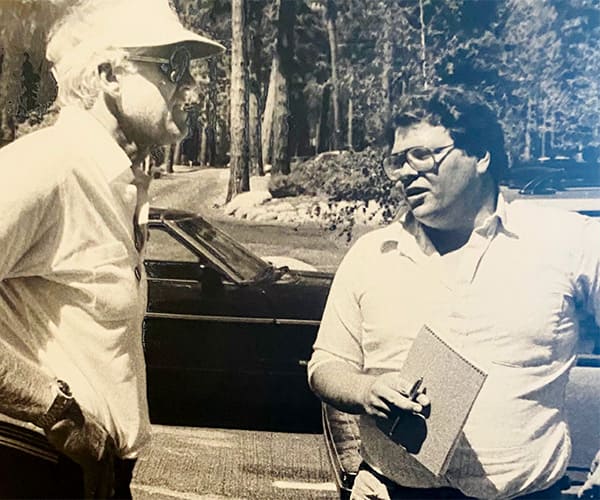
[46,0,132,109]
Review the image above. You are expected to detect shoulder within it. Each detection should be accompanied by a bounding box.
[344,224,404,260]
[0,124,76,198]
[505,200,599,251]
[506,200,593,234]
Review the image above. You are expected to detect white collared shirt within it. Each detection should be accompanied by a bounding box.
[309,195,600,498]
[0,106,151,458]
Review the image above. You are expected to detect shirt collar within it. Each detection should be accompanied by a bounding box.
[386,192,517,256]
[55,106,132,182]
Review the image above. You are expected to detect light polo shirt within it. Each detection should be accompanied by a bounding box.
[0,106,151,458]
[308,195,600,499]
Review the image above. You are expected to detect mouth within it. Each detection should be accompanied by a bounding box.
[403,186,429,198]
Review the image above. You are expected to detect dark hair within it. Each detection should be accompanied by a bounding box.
[391,86,508,184]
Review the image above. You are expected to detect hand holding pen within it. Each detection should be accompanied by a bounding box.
[388,377,424,437]
[359,372,429,422]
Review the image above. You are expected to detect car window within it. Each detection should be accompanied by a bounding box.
[146,227,199,263]
[177,218,268,282]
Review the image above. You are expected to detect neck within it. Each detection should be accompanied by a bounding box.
[87,97,148,166]
[423,186,498,255]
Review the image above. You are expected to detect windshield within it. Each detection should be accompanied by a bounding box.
[176,217,269,282]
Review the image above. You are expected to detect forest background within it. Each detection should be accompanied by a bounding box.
[0,0,598,213]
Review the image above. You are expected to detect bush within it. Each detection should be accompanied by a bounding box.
[268,147,395,204]
[267,148,404,241]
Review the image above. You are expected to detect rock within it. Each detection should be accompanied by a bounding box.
[223,190,272,215]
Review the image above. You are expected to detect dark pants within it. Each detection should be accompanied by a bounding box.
[356,461,568,499]
[0,421,135,499]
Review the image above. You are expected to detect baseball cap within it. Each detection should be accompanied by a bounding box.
[47,0,224,78]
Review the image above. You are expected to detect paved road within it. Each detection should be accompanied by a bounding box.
[132,425,337,500]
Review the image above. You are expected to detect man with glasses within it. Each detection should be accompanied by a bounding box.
[308,86,600,498]
[0,0,223,497]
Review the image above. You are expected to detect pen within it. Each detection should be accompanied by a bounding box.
[388,376,424,437]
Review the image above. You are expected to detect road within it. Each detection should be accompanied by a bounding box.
[132,425,337,500]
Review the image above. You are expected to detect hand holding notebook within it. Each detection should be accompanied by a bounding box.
[360,325,487,477]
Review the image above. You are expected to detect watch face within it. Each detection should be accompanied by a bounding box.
[56,379,73,398]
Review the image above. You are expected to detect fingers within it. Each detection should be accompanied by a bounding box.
[83,438,116,499]
[364,373,428,417]
[378,385,422,413]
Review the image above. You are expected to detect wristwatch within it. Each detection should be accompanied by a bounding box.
[36,379,76,431]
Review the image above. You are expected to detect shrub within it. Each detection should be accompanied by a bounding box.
[267,148,404,241]
[268,147,395,204]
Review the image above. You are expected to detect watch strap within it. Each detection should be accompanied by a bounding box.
[35,379,75,431]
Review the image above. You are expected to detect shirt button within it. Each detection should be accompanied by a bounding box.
[134,266,142,281]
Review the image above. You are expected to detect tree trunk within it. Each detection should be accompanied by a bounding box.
[523,97,532,161]
[347,95,353,151]
[271,54,289,175]
[248,91,263,176]
[270,0,295,175]
[382,14,393,129]
[317,83,331,153]
[325,0,340,151]
[419,0,428,89]
[163,144,174,173]
[206,58,218,166]
[173,140,182,166]
[261,57,278,168]
[200,126,208,166]
[227,0,250,203]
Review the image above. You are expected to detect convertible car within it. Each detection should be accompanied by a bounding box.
[143,207,332,431]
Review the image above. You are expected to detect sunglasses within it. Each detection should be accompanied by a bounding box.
[128,46,191,84]
[383,144,455,181]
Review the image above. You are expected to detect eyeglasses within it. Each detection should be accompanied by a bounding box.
[383,144,455,181]
[128,46,191,84]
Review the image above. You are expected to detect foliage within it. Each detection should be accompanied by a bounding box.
[268,146,394,201]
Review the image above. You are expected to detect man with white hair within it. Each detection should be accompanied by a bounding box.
[0,0,223,497]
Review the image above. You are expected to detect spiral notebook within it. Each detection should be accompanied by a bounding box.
[360,325,487,477]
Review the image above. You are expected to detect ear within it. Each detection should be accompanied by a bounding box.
[476,151,490,175]
[97,63,120,98]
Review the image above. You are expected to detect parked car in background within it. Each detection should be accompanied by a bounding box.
[143,208,332,431]
[502,164,600,215]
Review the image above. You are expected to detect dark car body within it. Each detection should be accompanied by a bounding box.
[143,208,332,431]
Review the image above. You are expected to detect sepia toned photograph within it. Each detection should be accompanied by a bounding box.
[0,0,598,498]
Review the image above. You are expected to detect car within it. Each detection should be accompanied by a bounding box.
[502,165,600,216]
[143,207,333,431]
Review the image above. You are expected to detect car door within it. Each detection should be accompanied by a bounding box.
[143,223,281,427]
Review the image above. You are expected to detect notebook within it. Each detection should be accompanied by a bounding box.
[359,324,487,477]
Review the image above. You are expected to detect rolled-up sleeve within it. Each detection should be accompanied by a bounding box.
[307,241,365,384]
[574,218,600,332]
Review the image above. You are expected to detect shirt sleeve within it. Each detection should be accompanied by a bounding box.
[307,240,365,382]
[573,217,600,336]
[0,145,61,281]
